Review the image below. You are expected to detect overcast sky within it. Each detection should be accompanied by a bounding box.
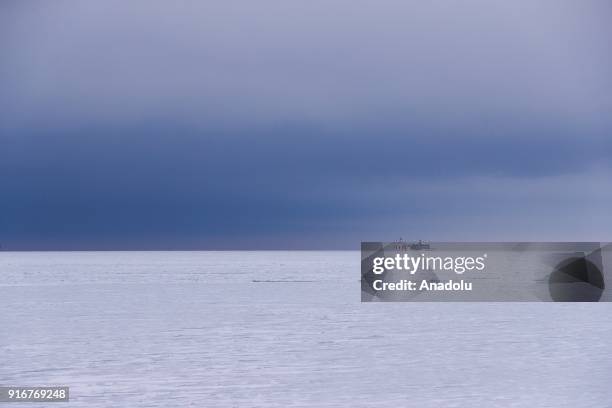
[1,1,612,249]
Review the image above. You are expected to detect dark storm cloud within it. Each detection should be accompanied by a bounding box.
[1,1,612,248]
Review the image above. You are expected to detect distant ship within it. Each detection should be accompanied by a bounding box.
[410,240,431,250]
[394,239,431,251]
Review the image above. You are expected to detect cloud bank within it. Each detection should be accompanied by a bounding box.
[1,0,611,248]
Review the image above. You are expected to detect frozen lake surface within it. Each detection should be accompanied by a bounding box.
[1,251,611,407]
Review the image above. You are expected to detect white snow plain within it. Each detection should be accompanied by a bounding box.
[1,251,611,407]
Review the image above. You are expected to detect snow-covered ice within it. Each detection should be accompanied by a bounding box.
[1,251,611,407]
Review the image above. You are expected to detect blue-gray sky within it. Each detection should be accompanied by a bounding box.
[1,1,612,249]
